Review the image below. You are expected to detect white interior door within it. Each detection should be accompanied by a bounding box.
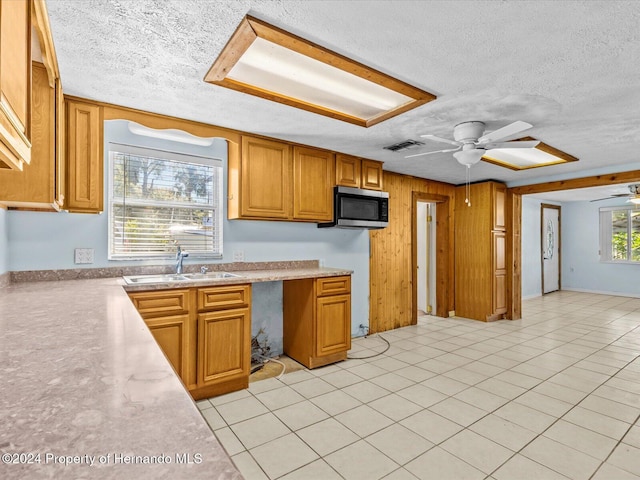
[542,205,560,294]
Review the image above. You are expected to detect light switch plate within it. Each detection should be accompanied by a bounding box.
[75,248,94,264]
[233,250,244,262]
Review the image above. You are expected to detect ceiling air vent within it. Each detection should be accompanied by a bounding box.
[383,139,425,152]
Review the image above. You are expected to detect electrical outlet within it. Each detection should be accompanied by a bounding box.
[233,250,244,262]
[74,248,94,264]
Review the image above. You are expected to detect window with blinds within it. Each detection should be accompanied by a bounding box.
[108,144,223,259]
[599,206,640,263]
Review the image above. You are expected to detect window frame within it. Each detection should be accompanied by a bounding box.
[599,205,640,264]
[107,143,223,260]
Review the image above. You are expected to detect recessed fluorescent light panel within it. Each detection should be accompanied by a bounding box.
[205,15,436,127]
[481,137,578,170]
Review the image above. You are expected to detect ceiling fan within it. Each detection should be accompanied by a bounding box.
[591,184,640,204]
[406,120,540,166]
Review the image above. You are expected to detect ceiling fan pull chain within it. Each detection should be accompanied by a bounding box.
[465,165,472,207]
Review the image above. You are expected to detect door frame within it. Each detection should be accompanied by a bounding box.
[412,192,450,321]
[540,203,561,294]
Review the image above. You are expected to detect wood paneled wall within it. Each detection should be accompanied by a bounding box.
[369,172,455,333]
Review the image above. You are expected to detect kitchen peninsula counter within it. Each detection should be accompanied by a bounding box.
[0,276,242,479]
[0,264,352,479]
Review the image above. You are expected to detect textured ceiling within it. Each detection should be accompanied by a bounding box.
[46,0,640,199]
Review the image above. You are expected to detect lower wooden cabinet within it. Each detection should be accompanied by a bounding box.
[316,294,351,357]
[128,284,251,400]
[195,284,251,399]
[197,308,250,386]
[145,314,190,382]
[283,276,351,369]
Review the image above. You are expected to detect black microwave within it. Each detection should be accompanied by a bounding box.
[318,186,389,229]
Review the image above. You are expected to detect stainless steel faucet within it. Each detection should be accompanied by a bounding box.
[175,246,189,274]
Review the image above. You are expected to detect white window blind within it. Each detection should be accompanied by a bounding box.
[599,206,640,263]
[108,143,223,259]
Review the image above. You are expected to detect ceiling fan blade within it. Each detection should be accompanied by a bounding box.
[590,194,630,202]
[420,134,461,147]
[478,121,533,144]
[485,140,540,150]
[405,146,460,158]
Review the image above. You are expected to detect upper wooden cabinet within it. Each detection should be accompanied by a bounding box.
[231,135,335,222]
[454,181,508,322]
[0,0,32,170]
[361,159,383,190]
[0,62,63,210]
[65,98,103,213]
[336,154,383,191]
[335,154,360,188]
[293,146,334,221]
[236,136,291,219]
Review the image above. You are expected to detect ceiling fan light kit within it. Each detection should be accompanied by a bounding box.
[453,147,485,166]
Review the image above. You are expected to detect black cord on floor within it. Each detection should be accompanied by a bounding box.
[347,333,391,359]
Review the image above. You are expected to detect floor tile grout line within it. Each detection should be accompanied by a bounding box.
[206,291,640,480]
[482,323,640,479]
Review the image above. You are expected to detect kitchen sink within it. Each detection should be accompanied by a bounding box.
[123,272,242,285]
[123,274,190,284]
[181,272,242,280]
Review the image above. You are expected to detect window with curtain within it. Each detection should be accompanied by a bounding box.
[599,206,640,263]
[108,143,223,259]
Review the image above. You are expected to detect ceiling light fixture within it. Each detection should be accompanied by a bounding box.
[204,15,437,127]
[481,137,578,170]
[453,148,486,207]
[453,148,485,167]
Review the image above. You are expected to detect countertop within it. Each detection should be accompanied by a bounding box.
[121,266,353,291]
[0,266,351,479]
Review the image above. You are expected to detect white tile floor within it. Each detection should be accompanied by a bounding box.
[197,291,640,480]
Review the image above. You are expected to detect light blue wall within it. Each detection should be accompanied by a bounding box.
[521,196,543,299]
[0,208,7,275]
[6,120,371,333]
[521,197,561,298]
[522,195,640,298]
[562,198,640,297]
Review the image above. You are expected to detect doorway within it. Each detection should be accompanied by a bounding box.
[416,202,436,316]
[541,204,561,294]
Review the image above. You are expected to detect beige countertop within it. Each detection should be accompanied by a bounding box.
[121,266,353,291]
[0,266,352,479]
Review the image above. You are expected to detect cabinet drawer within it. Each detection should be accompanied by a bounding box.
[316,276,351,297]
[129,289,190,318]
[198,285,251,311]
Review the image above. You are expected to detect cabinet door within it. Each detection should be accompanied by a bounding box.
[0,62,55,208]
[361,159,383,191]
[146,314,190,382]
[493,231,507,315]
[241,136,291,219]
[316,294,351,356]
[335,154,360,188]
[0,0,31,170]
[66,99,103,212]
[293,146,335,221]
[492,183,507,231]
[198,308,250,386]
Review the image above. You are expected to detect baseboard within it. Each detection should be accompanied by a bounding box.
[522,293,542,300]
[562,287,640,299]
